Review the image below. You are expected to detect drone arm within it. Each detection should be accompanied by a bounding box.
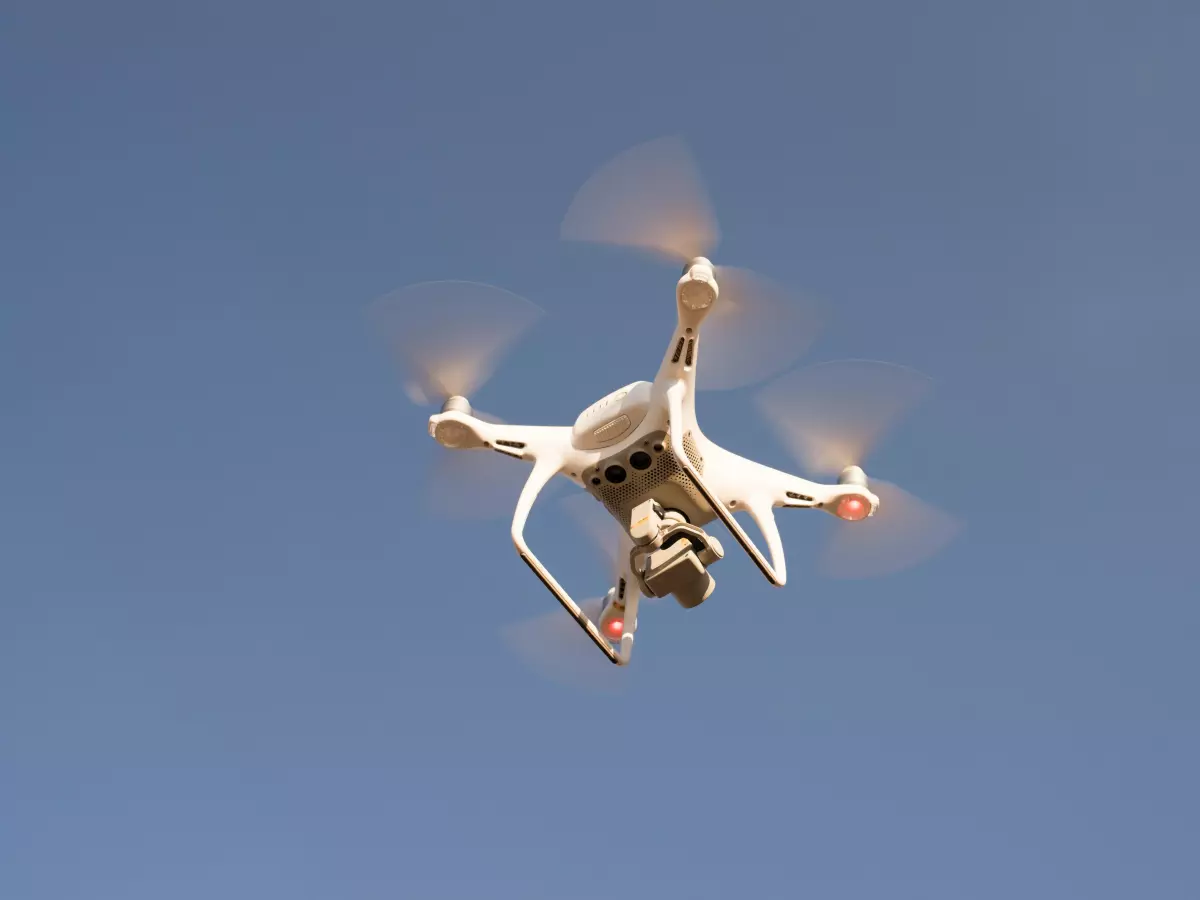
[765,468,874,516]
[665,380,787,587]
[702,439,864,515]
[511,455,631,666]
[743,496,787,586]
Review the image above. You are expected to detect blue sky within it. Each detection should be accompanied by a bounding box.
[3,1,1198,897]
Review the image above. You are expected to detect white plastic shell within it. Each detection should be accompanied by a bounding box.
[571,381,653,451]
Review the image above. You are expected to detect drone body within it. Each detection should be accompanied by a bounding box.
[378,137,959,672]
[426,257,879,666]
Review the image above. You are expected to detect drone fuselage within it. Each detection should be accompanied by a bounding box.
[426,259,879,665]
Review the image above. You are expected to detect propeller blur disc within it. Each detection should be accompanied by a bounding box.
[757,359,960,577]
[561,490,622,572]
[560,135,720,263]
[369,280,543,405]
[820,480,962,579]
[562,138,824,391]
[755,359,933,476]
[698,266,826,391]
[500,596,626,693]
[424,449,534,521]
[369,281,543,519]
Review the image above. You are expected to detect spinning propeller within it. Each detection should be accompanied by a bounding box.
[500,594,620,691]
[561,135,825,391]
[756,359,962,578]
[369,280,544,519]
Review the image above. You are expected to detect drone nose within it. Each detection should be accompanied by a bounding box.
[681,256,713,275]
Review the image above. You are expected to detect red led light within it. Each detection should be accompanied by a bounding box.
[836,495,870,522]
[608,618,624,636]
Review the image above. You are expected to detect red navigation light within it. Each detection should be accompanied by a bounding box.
[835,495,870,522]
[607,618,624,637]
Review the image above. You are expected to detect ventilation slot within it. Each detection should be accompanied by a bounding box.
[671,337,685,363]
[786,491,813,503]
[618,578,626,600]
[495,440,526,449]
[685,339,695,366]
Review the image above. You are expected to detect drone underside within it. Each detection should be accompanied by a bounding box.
[373,137,960,674]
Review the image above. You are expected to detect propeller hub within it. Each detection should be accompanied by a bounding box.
[441,395,472,416]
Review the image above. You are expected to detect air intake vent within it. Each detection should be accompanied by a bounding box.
[671,337,685,363]
[593,415,631,443]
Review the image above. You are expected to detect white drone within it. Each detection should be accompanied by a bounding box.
[373,137,960,670]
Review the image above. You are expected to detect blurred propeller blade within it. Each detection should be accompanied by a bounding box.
[698,266,826,391]
[470,408,506,425]
[755,359,933,475]
[500,596,626,693]
[561,491,621,573]
[369,280,543,406]
[820,480,962,579]
[424,449,533,521]
[560,136,720,263]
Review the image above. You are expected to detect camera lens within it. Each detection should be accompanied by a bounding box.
[629,451,652,470]
[604,465,627,484]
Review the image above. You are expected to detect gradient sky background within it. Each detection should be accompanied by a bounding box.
[3,2,1199,898]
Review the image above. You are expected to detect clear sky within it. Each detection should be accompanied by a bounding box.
[3,2,1199,898]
